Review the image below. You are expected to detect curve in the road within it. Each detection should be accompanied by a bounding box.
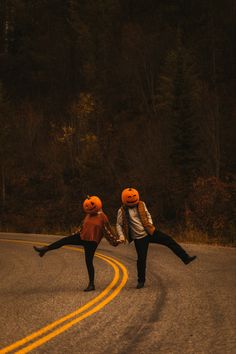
[0,239,128,354]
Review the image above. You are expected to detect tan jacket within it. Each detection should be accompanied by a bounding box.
[118,201,156,242]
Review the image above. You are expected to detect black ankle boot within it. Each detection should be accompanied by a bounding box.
[136,281,145,289]
[183,255,197,265]
[33,246,48,257]
[84,283,95,292]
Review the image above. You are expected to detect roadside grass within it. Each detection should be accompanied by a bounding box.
[0,223,235,247]
[172,227,236,247]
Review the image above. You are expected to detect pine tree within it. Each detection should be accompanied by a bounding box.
[0,82,12,213]
[156,35,203,211]
[170,48,201,181]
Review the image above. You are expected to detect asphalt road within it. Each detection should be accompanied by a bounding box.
[0,233,235,354]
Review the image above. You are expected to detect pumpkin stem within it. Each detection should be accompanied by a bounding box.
[87,195,90,199]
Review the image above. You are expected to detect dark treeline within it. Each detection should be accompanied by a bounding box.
[0,0,235,243]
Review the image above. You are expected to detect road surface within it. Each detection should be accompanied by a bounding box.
[0,233,235,354]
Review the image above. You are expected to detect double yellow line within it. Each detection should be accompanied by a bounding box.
[0,239,128,353]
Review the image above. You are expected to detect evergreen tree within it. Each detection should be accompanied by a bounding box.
[156,35,203,211]
[170,48,202,182]
[0,82,15,215]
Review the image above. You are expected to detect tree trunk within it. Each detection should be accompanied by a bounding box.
[1,165,6,212]
[0,0,6,54]
[210,12,221,179]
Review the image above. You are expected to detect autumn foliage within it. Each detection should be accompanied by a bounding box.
[0,1,235,244]
[185,177,236,243]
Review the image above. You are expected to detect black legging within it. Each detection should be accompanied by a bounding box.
[134,230,189,283]
[47,234,97,283]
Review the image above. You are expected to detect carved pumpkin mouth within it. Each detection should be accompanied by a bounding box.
[127,199,138,204]
[87,205,96,210]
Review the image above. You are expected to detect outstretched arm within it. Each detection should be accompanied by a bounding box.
[71,223,83,235]
[103,221,120,246]
[116,209,126,243]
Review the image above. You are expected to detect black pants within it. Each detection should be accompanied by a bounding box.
[47,234,97,283]
[134,230,189,283]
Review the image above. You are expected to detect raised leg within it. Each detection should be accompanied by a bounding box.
[149,230,196,264]
[33,234,83,257]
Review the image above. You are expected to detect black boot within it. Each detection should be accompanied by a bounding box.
[136,281,145,289]
[84,282,95,292]
[33,246,49,257]
[183,255,197,265]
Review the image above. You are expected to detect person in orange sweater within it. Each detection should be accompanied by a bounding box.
[33,196,119,292]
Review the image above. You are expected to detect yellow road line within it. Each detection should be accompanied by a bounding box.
[16,254,128,354]
[0,239,128,353]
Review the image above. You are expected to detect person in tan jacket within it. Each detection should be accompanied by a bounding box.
[116,188,196,289]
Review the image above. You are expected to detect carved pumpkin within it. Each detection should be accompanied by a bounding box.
[121,188,140,206]
[83,195,102,214]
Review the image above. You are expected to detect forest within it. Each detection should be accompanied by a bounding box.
[0,0,235,244]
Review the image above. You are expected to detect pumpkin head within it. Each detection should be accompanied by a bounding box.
[121,188,140,207]
[83,195,102,214]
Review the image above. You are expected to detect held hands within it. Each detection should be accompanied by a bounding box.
[110,235,126,247]
[104,223,126,247]
[117,235,126,244]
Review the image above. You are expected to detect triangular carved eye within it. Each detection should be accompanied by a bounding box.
[91,202,94,205]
